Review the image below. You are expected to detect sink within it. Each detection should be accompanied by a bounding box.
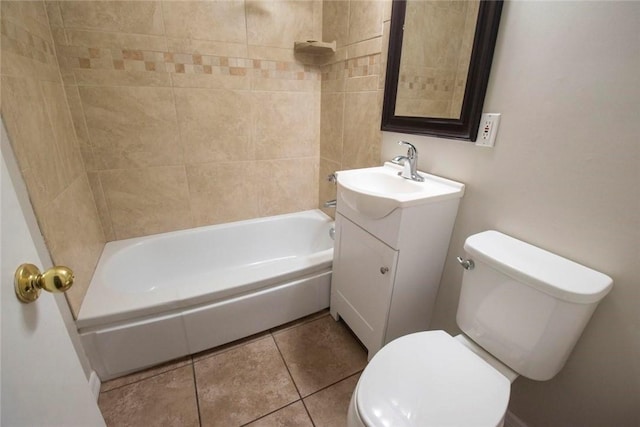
[336,163,465,219]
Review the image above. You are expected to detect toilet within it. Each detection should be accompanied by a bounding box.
[348,230,613,427]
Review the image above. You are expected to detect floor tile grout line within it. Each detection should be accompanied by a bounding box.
[238,399,305,427]
[300,398,317,427]
[99,357,193,394]
[191,360,203,427]
[190,332,271,364]
[301,370,363,400]
[270,324,361,426]
[270,330,305,396]
[269,311,331,337]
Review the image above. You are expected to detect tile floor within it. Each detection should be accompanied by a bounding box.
[98,310,368,426]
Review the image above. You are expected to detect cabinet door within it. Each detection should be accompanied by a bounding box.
[331,216,398,354]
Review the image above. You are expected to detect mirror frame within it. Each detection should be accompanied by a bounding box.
[381,0,503,141]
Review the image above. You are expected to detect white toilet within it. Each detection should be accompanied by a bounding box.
[348,230,613,427]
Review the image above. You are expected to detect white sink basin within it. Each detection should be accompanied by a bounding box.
[337,163,465,219]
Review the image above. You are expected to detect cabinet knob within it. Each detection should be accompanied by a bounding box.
[380,267,389,274]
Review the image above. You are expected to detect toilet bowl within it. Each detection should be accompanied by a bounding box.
[347,230,612,427]
[348,331,513,427]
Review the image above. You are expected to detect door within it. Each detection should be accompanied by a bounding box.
[1,122,105,426]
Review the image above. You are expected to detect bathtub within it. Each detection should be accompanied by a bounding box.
[77,210,334,380]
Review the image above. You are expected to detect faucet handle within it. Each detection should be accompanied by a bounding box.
[398,140,417,158]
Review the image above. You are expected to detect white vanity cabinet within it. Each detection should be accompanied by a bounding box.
[331,215,398,353]
[329,164,465,358]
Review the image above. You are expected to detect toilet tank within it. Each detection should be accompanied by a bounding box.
[456,231,612,381]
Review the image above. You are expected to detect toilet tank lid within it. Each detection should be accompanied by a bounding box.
[464,231,613,304]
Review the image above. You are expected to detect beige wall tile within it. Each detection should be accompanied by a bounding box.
[346,75,379,92]
[396,98,452,118]
[322,75,346,94]
[100,166,192,239]
[74,69,171,87]
[252,91,319,160]
[319,157,340,218]
[66,29,167,52]
[79,86,182,169]
[246,1,318,49]
[256,158,318,217]
[50,27,67,46]
[2,0,52,42]
[174,88,253,164]
[1,76,67,212]
[346,37,382,60]
[348,0,383,45]
[45,1,64,29]
[342,91,382,169]
[402,1,466,69]
[40,81,85,185]
[380,20,391,91]
[320,92,344,163]
[0,50,61,82]
[41,176,105,316]
[167,38,248,58]
[87,172,115,242]
[247,45,297,63]
[323,1,349,48]
[63,84,99,171]
[163,1,246,43]
[186,162,261,227]
[250,77,319,93]
[171,73,250,90]
[59,1,164,35]
[2,2,107,318]
[382,0,393,22]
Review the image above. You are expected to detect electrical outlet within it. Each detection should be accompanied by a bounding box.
[476,113,501,147]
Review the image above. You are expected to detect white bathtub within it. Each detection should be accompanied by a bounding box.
[77,210,334,380]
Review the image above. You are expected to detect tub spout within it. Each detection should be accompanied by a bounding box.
[323,199,337,208]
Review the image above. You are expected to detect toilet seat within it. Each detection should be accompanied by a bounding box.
[355,330,511,427]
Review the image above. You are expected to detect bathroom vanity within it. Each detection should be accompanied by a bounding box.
[330,163,464,358]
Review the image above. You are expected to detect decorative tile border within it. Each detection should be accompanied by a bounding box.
[321,54,382,81]
[63,46,320,81]
[398,70,459,94]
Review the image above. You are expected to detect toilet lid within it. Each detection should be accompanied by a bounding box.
[357,331,510,427]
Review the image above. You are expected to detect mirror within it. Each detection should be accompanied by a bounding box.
[382,0,503,141]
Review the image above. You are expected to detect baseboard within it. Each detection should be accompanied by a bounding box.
[504,410,528,427]
[88,371,101,401]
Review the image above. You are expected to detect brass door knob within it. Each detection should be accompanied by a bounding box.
[14,263,74,303]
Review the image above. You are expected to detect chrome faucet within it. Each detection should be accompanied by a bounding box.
[392,141,424,182]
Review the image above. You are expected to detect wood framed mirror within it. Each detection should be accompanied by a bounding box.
[381,0,503,141]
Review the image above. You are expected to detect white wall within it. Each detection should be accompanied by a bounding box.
[382,1,639,425]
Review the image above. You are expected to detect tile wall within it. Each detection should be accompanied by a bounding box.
[47,0,324,241]
[0,1,105,315]
[318,0,391,217]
